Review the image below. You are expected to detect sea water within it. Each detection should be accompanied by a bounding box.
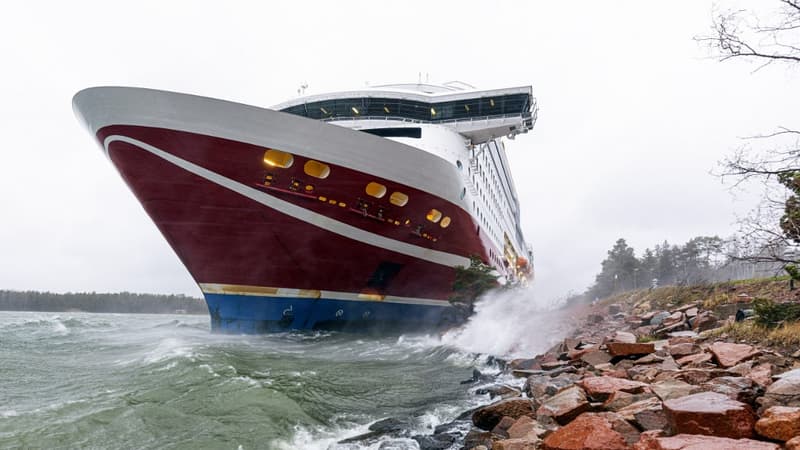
[0,292,569,449]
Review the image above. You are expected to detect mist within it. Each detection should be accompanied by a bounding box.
[442,287,574,359]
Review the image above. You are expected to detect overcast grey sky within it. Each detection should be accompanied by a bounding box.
[1,1,797,301]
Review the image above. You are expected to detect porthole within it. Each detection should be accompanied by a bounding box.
[440,216,451,228]
[263,149,293,168]
[366,182,387,198]
[426,209,442,223]
[304,160,330,179]
[389,191,408,207]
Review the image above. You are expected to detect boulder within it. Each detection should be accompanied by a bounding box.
[788,436,800,450]
[580,350,612,367]
[536,385,590,425]
[701,376,761,405]
[674,352,712,367]
[747,363,774,388]
[606,342,656,357]
[472,398,534,431]
[594,411,642,445]
[475,384,522,400]
[492,415,518,438]
[509,358,542,371]
[603,391,657,412]
[633,433,780,450]
[761,368,800,408]
[708,342,759,368]
[615,397,666,431]
[667,343,699,359]
[754,406,800,441]
[542,413,629,450]
[692,311,719,332]
[577,376,648,401]
[413,433,458,450]
[662,391,756,439]
[506,416,541,439]
[523,373,579,401]
[605,331,637,344]
[633,354,664,365]
[650,312,670,326]
[495,437,540,450]
[463,430,496,450]
[673,368,732,385]
[650,379,700,402]
[608,304,622,315]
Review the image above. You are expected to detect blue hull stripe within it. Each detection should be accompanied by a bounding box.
[204,294,453,333]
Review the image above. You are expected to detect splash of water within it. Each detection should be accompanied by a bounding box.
[441,287,573,359]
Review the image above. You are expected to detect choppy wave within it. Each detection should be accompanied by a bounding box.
[0,311,492,449]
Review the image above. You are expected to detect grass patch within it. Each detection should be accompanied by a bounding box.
[707,320,800,347]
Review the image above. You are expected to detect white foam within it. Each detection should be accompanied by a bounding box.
[442,287,570,359]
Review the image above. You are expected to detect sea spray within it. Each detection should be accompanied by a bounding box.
[441,287,574,358]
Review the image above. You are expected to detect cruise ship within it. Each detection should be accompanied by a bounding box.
[73,82,537,332]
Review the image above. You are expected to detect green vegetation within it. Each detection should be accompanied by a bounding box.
[586,236,725,301]
[450,256,499,310]
[0,290,207,314]
[752,298,800,328]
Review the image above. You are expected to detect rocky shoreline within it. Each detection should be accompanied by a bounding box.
[450,293,800,449]
[342,287,800,449]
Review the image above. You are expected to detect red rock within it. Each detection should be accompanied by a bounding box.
[605,331,637,344]
[616,397,666,431]
[692,311,719,332]
[510,358,542,371]
[594,411,642,445]
[650,380,699,401]
[666,311,684,322]
[662,391,755,439]
[542,360,570,370]
[495,438,539,450]
[633,433,780,450]
[578,376,648,401]
[542,413,628,450]
[627,365,662,383]
[537,385,590,425]
[606,342,655,357]
[787,436,800,450]
[492,415,518,437]
[472,398,534,431]
[667,343,699,358]
[755,406,800,441]
[747,363,774,388]
[708,342,759,368]
[603,391,657,411]
[701,376,759,404]
[507,415,538,439]
[674,353,711,367]
[673,368,731,385]
[580,350,612,367]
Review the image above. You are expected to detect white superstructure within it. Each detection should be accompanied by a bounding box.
[276,82,537,281]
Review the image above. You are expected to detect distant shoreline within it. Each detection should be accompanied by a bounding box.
[0,290,208,315]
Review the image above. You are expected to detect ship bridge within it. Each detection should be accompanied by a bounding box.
[274,84,538,144]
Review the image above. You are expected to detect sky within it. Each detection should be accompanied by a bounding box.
[1,1,798,302]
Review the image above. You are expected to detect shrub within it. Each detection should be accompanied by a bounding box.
[753,298,800,328]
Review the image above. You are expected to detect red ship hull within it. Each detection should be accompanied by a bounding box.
[74,87,499,332]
